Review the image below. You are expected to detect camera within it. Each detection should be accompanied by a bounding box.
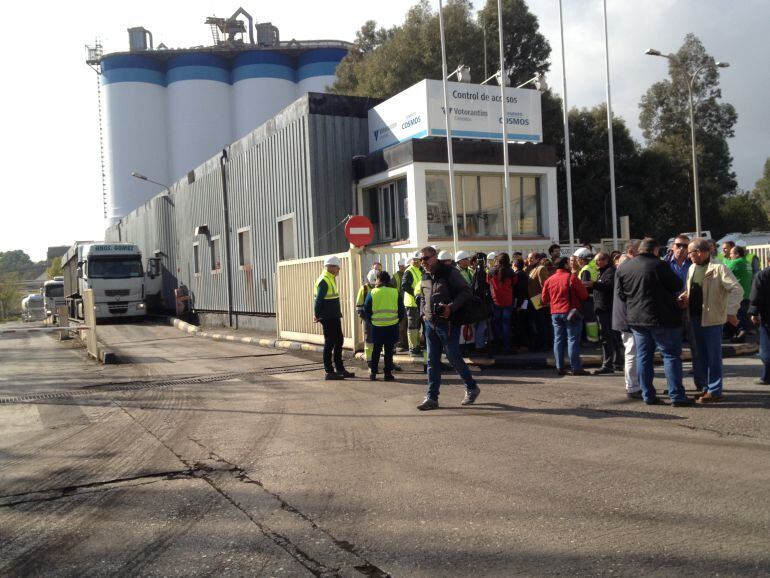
[432,301,449,317]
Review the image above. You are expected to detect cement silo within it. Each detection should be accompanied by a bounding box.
[101,55,169,226]
[296,48,348,96]
[167,53,233,180]
[232,51,296,141]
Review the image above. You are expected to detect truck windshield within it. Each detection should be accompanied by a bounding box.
[44,285,64,298]
[88,258,143,279]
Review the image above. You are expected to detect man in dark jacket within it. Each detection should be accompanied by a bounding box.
[615,238,691,406]
[589,251,622,374]
[416,246,480,411]
[749,265,770,384]
[314,256,354,380]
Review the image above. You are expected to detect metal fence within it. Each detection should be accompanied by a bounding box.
[747,244,770,269]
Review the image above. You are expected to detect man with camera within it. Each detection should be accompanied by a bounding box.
[416,246,480,411]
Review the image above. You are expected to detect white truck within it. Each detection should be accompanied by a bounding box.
[62,242,156,320]
[42,277,65,321]
[21,294,46,322]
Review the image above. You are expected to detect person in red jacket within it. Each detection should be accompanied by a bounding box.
[541,256,590,375]
[488,252,517,351]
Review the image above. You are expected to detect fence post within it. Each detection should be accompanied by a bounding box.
[348,245,363,352]
[82,290,98,359]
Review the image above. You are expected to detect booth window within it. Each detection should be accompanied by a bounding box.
[426,172,541,239]
[237,228,252,268]
[210,236,221,272]
[363,178,408,243]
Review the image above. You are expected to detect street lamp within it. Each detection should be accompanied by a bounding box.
[516,73,548,91]
[645,48,730,237]
[131,171,171,195]
[480,69,510,86]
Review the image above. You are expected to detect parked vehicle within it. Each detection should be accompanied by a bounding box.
[21,294,46,322]
[62,242,158,320]
[42,277,65,321]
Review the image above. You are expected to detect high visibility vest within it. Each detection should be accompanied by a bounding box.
[458,266,473,285]
[579,260,599,282]
[403,265,422,308]
[314,271,339,300]
[370,286,400,327]
[356,284,370,306]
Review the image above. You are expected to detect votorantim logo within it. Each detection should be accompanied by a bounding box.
[373,122,397,141]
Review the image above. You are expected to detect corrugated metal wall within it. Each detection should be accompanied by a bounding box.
[107,94,368,316]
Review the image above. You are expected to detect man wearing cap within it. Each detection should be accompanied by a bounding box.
[416,246,480,410]
[314,256,354,380]
[402,251,424,355]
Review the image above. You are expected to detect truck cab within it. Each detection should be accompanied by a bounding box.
[42,277,65,321]
[63,243,148,320]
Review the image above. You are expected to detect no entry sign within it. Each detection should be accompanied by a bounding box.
[344,215,374,247]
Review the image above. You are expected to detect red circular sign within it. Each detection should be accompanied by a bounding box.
[344,215,374,247]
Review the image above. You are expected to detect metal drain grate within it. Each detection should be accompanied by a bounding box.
[0,363,327,404]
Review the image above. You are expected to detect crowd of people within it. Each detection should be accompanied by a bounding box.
[313,235,768,411]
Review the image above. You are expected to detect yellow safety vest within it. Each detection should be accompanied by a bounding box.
[314,271,339,300]
[403,265,422,308]
[370,286,400,327]
[579,260,599,282]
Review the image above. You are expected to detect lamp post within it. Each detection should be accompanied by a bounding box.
[131,171,170,194]
[645,48,730,237]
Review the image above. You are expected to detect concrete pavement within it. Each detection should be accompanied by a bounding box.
[1,321,769,575]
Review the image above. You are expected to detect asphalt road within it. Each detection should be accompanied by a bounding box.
[1,321,769,576]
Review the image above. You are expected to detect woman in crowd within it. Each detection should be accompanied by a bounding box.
[488,252,516,352]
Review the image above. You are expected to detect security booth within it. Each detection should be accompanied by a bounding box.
[355,79,559,264]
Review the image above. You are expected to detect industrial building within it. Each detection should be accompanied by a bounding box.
[89,7,353,225]
[105,74,560,331]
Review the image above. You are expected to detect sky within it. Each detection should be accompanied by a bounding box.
[1,0,767,261]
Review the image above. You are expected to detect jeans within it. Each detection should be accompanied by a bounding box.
[631,326,686,403]
[597,310,622,369]
[320,318,344,374]
[691,316,724,396]
[370,342,394,374]
[493,305,514,350]
[474,320,487,348]
[552,313,583,371]
[424,319,477,401]
[759,325,770,383]
[621,331,640,393]
[737,299,751,332]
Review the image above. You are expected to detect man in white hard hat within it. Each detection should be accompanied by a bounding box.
[438,250,453,266]
[402,250,424,355]
[314,256,354,380]
[356,269,379,363]
[455,251,472,284]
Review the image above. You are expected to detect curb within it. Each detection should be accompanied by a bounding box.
[167,317,758,369]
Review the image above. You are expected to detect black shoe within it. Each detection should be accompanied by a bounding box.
[556,368,567,376]
[397,345,409,353]
[391,364,403,372]
[368,371,376,381]
[626,391,643,400]
[754,379,770,385]
[461,386,481,406]
[570,368,589,376]
[613,365,624,372]
[417,398,439,411]
[410,347,422,357]
[337,370,355,378]
[645,397,663,405]
[325,373,344,381]
[384,372,395,381]
[671,398,694,407]
[592,366,614,375]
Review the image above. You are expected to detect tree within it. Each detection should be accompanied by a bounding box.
[638,33,738,234]
[752,158,770,218]
[0,272,22,319]
[331,0,550,99]
[718,192,770,233]
[46,257,63,279]
[0,250,33,274]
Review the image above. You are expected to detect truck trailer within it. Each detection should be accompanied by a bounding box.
[62,242,150,320]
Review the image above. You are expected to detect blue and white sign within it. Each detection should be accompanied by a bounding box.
[368,79,542,152]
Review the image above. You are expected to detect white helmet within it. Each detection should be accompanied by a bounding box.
[412,250,421,259]
[366,269,378,284]
[397,258,407,267]
[438,250,452,261]
[487,251,497,261]
[573,247,593,259]
[324,256,340,267]
[455,250,470,261]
